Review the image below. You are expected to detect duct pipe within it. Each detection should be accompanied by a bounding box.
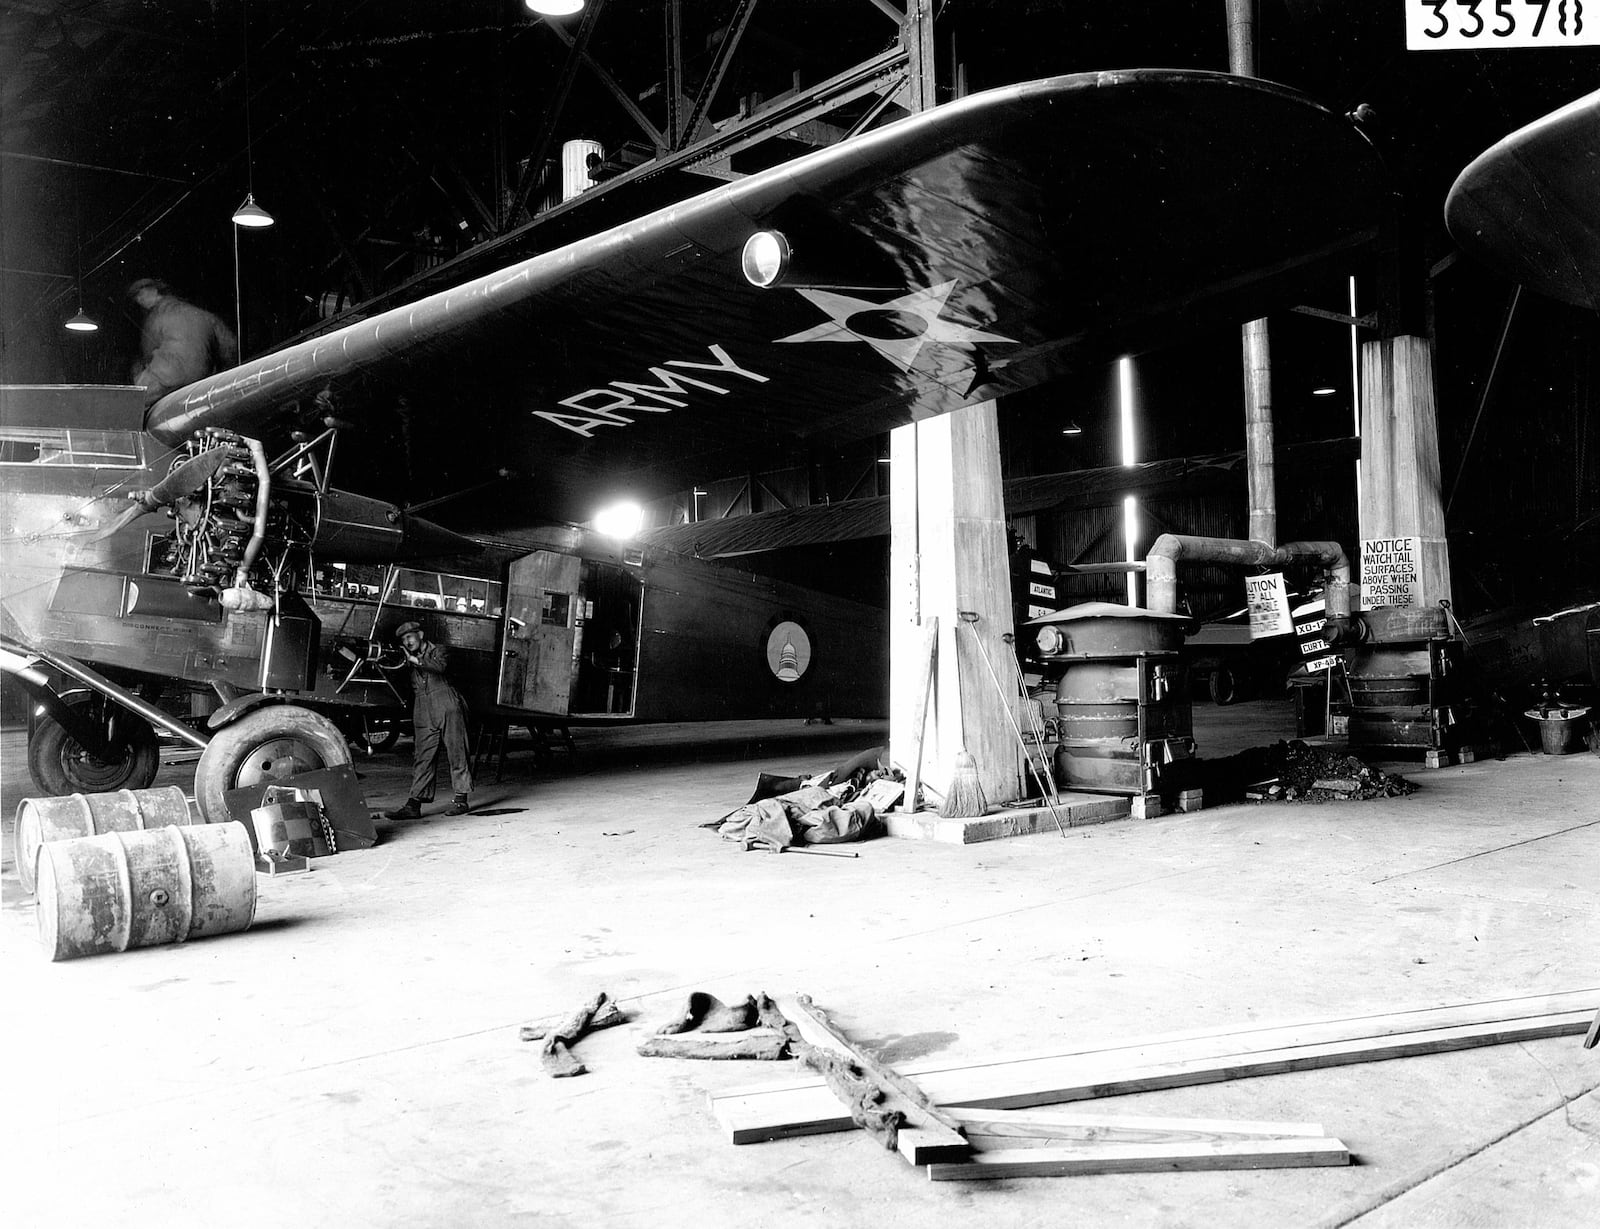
[1225,0,1258,77]
[1145,533,1351,626]
[1243,318,1276,546]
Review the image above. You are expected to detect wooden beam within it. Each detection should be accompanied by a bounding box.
[761,994,969,1163]
[950,1108,1326,1145]
[927,1138,1350,1181]
[713,995,1600,1144]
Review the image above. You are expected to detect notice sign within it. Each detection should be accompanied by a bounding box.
[1405,1,1599,51]
[1246,573,1292,639]
[1361,536,1422,610]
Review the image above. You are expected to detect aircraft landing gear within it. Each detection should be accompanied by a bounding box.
[194,704,354,824]
[27,693,160,795]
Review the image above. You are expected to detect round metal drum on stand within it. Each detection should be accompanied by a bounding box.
[1032,604,1196,802]
[14,787,195,894]
[35,822,257,961]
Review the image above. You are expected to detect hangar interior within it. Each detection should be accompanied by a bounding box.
[1,3,1598,1227]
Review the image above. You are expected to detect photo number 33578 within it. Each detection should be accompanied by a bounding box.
[1406,0,1597,49]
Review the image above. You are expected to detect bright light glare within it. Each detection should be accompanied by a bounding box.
[1123,495,1139,607]
[1118,356,1136,466]
[1311,385,1337,397]
[594,501,644,539]
[741,230,790,288]
[526,0,585,15]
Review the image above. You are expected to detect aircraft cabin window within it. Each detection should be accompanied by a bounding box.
[0,427,142,468]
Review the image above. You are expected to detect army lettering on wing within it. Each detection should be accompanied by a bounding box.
[534,344,771,438]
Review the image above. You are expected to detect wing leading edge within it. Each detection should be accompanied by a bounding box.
[147,69,1386,524]
[1445,89,1600,310]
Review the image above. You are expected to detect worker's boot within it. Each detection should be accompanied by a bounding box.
[384,798,423,820]
[445,794,471,816]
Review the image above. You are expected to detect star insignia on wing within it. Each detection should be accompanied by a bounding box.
[774,280,1014,372]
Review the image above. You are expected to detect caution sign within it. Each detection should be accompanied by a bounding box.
[1245,573,1292,639]
[1360,536,1421,610]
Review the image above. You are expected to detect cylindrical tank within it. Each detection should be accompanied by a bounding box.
[562,139,603,202]
[35,823,257,961]
[1033,603,1194,795]
[15,787,194,895]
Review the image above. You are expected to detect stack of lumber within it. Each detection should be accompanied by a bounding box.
[710,989,1599,1180]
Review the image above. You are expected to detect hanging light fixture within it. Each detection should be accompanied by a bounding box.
[526,0,585,15]
[232,193,274,228]
[64,307,99,333]
[233,0,273,228]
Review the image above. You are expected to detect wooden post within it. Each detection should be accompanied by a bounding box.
[890,405,1022,810]
[1358,335,1453,607]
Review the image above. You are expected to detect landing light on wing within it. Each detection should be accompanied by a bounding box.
[741,230,792,289]
[594,501,644,540]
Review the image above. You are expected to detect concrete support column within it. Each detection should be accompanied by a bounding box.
[889,403,1022,808]
[1358,334,1453,606]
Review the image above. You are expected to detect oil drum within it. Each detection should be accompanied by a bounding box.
[35,822,257,961]
[14,787,194,895]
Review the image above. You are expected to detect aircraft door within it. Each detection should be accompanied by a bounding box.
[499,551,581,714]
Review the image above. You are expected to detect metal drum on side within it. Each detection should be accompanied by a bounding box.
[14,786,195,895]
[35,822,257,961]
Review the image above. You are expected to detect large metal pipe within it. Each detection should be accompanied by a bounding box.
[1145,533,1351,624]
[1242,318,1276,546]
[1225,1,1276,549]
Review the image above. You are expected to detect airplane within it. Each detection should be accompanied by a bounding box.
[0,68,1388,823]
[1443,87,1600,709]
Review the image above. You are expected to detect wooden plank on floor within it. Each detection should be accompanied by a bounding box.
[712,1010,1594,1144]
[716,988,1600,1102]
[949,1108,1326,1144]
[926,1137,1351,1181]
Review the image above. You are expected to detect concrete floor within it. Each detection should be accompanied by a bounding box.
[2,700,1597,1229]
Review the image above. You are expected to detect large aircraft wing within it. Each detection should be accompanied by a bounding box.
[1445,89,1600,310]
[146,69,1385,525]
[636,438,1363,559]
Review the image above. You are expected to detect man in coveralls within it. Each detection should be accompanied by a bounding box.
[384,621,473,818]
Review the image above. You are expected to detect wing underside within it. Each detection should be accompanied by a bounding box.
[148,69,1386,524]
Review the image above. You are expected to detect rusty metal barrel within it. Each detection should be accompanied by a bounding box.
[35,822,257,961]
[14,787,194,895]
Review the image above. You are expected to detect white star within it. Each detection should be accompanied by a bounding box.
[774,280,1014,372]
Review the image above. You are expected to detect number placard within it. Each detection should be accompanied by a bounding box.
[1407,0,1599,50]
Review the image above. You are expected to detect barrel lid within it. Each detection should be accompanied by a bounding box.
[1028,602,1193,625]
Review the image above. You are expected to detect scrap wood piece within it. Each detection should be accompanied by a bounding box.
[949,1108,1326,1145]
[926,1137,1351,1181]
[758,993,969,1164]
[539,990,617,1078]
[638,1029,791,1061]
[713,1008,1597,1144]
[520,996,627,1041]
[714,988,1600,1110]
[657,991,757,1035]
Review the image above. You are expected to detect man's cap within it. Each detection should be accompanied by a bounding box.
[126,277,172,299]
[395,621,424,640]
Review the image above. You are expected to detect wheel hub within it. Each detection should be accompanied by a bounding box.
[233,736,328,787]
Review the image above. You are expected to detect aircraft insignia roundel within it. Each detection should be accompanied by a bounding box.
[764,618,812,683]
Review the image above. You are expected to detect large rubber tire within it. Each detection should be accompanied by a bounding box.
[26,695,160,796]
[1210,664,1241,706]
[193,704,353,825]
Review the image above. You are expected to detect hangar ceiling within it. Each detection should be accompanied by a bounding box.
[2,1,1596,614]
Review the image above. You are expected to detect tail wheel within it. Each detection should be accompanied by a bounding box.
[26,694,159,796]
[194,705,353,824]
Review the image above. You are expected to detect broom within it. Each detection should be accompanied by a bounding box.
[939,748,987,818]
[939,625,988,818]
